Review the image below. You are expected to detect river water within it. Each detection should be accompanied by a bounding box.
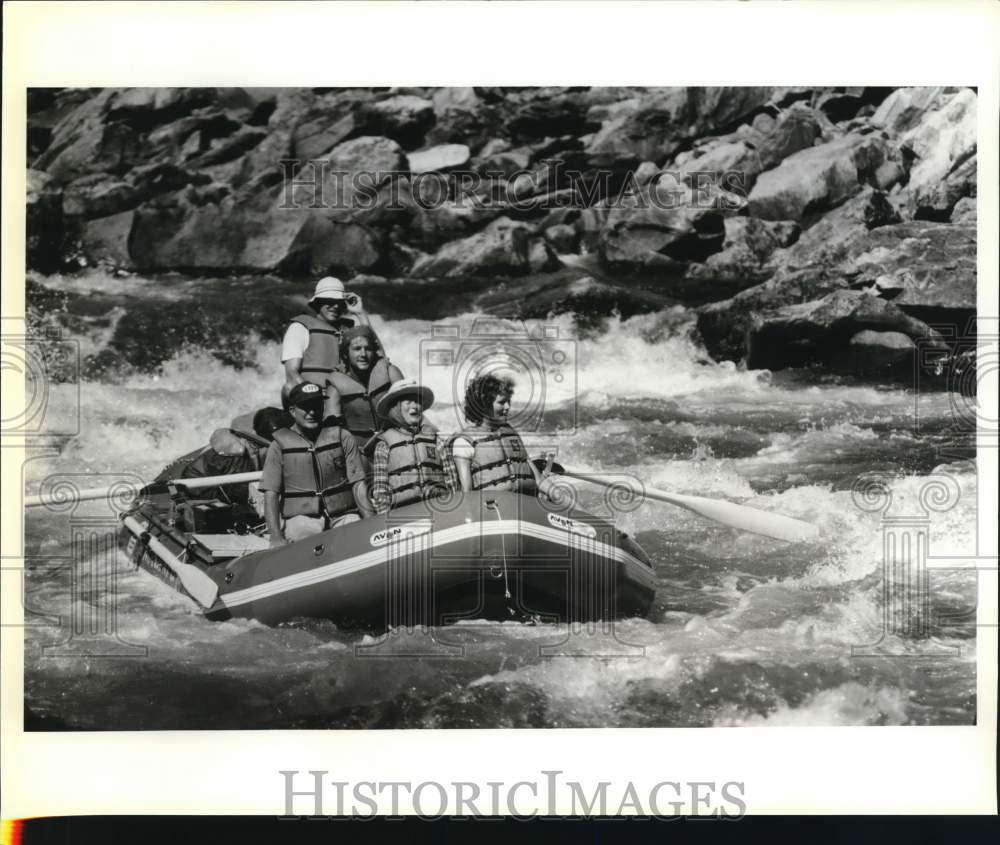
[22,271,978,729]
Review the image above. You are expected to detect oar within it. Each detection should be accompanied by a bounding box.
[537,462,819,543]
[122,515,219,608]
[24,471,263,508]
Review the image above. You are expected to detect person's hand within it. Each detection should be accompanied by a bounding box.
[537,475,559,502]
[344,292,364,314]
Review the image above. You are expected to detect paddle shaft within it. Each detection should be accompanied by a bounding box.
[561,471,819,543]
[24,471,263,508]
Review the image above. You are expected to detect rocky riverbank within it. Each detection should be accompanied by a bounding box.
[27,86,977,381]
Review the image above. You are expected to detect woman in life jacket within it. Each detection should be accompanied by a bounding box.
[327,325,403,443]
[280,276,373,412]
[369,379,458,514]
[449,374,546,495]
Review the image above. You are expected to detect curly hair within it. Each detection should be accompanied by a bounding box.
[464,373,515,425]
[339,325,381,366]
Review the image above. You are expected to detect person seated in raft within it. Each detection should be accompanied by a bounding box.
[280,276,374,412]
[157,407,292,509]
[327,325,404,443]
[369,379,459,515]
[448,373,550,496]
[259,383,374,546]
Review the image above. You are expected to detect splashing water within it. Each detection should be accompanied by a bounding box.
[23,275,977,729]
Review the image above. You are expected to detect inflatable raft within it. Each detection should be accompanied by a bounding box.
[118,483,657,629]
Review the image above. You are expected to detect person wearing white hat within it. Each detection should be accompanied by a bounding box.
[368,379,459,514]
[281,276,372,407]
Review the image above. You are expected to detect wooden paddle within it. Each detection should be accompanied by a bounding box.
[536,461,819,543]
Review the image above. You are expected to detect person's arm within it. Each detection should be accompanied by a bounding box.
[345,293,371,328]
[340,431,375,518]
[258,442,287,545]
[281,323,310,392]
[264,491,285,546]
[369,440,392,515]
[450,436,474,492]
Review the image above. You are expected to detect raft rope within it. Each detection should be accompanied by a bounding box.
[484,500,512,603]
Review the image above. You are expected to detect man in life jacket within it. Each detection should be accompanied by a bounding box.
[369,379,459,514]
[448,373,548,496]
[327,325,404,443]
[280,276,372,415]
[259,382,373,546]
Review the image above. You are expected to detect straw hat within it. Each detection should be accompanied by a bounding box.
[375,378,434,420]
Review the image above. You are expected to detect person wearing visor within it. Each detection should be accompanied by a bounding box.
[260,382,373,546]
[281,276,372,408]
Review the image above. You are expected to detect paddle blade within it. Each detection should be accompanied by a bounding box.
[644,487,820,543]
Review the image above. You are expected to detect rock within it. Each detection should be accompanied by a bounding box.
[598,177,743,270]
[527,238,557,273]
[586,87,781,167]
[80,209,136,269]
[508,94,593,140]
[842,221,976,317]
[476,271,677,320]
[26,169,64,273]
[407,143,471,174]
[913,154,976,220]
[410,200,502,249]
[950,196,976,224]
[291,100,362,161]
[544,223,578,253]
[107,88,215,129]
[62,173,139,218]
[684,217,800,290]
[410,216,533,278]
[34,91,144,183]
[745,290,945,370]
[748,133,891,221]
[129,162,211,196]
[476,148,532,177]
[872,86,954,134]
[287,136,407,223]
[832,330,916,372]
[897,89,976,198]
[362,95,434,149]
[237,89,316,191]
[767,188,902,277]
[185,126,267,170]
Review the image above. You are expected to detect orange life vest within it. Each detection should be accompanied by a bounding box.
[271,426,357,519]
[376,424,448,509]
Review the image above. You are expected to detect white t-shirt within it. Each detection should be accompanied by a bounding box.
[280,323,311,362]
[450,436,475,460]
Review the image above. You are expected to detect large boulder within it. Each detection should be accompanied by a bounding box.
[745,290,946,371]
[127,190,384,275]
[586,87,781,167]
[79,209,136,269]
[840,221,976,320]
[410,216,533,278]
[684,217,800,291]
[62,173,140,218]
[26,169,64,272]
[912,153,976,220]
[893,88,976,198]
[748,132,893,221]
[598,177,744,270]
[361,95,435,149]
